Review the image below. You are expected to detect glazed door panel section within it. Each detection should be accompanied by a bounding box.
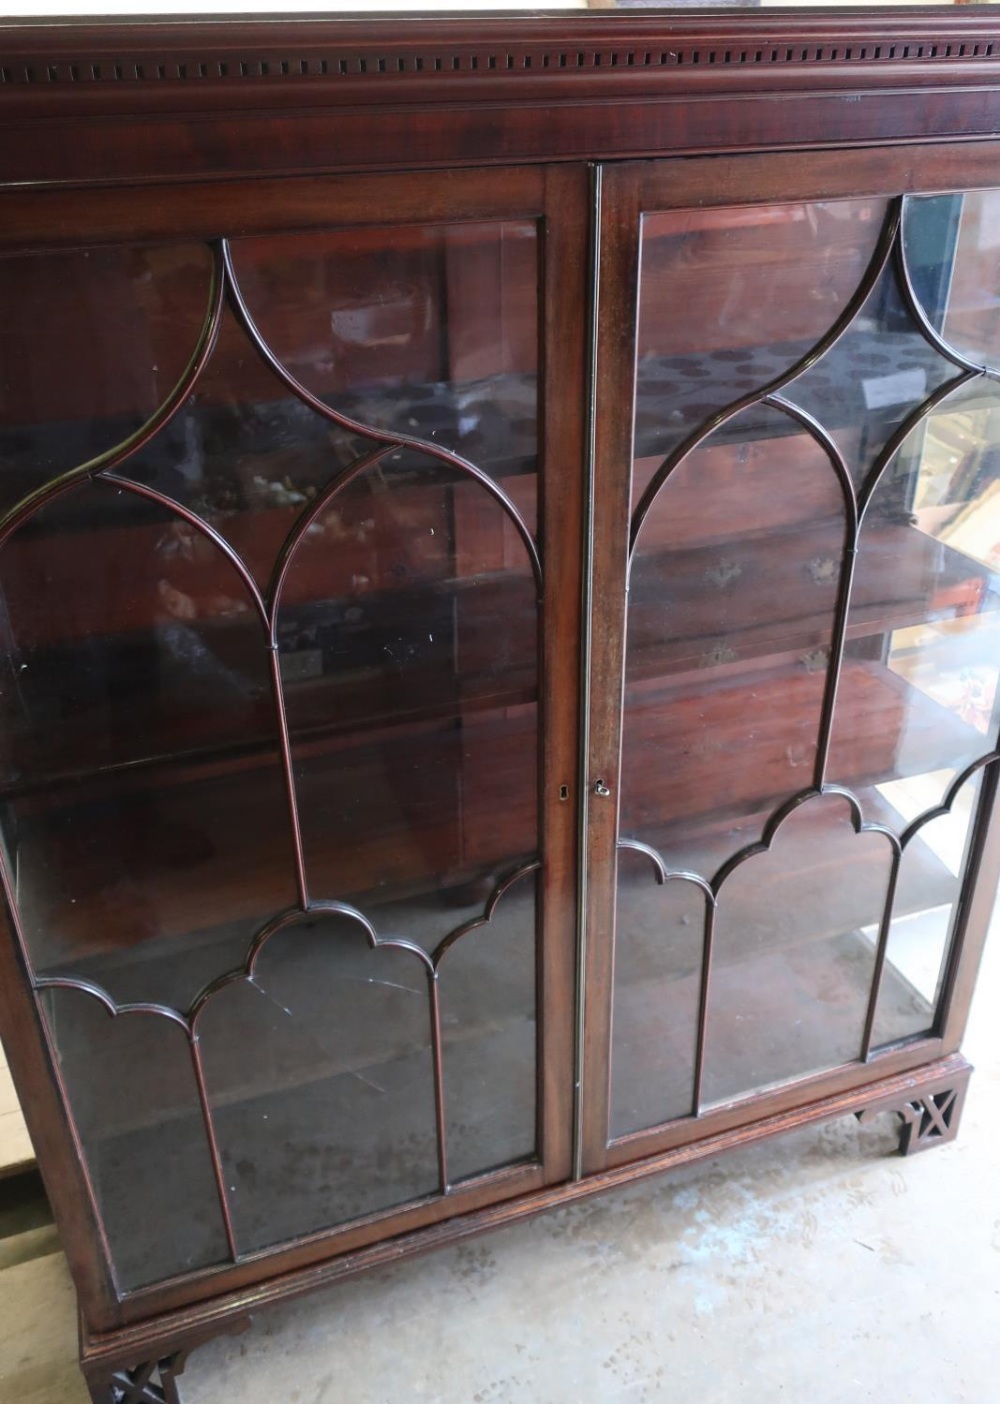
[0,167,584,1300]
[583,156,1000,1172]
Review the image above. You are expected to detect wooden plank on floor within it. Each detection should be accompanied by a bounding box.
[0,1049,35,1178]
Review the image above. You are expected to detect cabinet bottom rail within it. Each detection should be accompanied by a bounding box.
[77,1052,972,1401]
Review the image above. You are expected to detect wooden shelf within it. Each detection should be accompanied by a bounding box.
[622,657,986,838]
[16,700,538,980]
[628,521,996,682]
[1,571,537,804]
[13,653,978,984]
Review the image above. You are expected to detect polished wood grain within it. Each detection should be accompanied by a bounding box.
[536,163,589,1186]
[4,13,1000,188]
[580,162,640,1175]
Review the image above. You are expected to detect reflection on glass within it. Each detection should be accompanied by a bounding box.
[0,220,541,1286]
[117,304,366,590]
[636,198,886,459]
[42,988,229,1291]
[904,191,1000,370]
[788,261,955,488]
[828,382,1000,810]
[867,768,983,1050]
[0,244,213,518]
[230,223,538,481]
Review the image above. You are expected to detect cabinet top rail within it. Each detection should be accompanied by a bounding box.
[3,8,1000,88]
[3,9,1000,192]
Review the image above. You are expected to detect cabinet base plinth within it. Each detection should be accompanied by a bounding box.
[855,1056,972,1155]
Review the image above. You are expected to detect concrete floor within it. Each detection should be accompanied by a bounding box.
[1,930,998,1404]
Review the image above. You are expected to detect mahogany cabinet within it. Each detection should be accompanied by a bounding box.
[1,11,1000,1401]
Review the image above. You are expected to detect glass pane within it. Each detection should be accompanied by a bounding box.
[0,219,541,1284]
[0,244,213,517]
[610,848,706,1139]
[702,793,893,1105]
[41,988,229,1291]
[197,912,438,1253]
[438,866,537,1182]
[0,483,295,1009]
[636,198,887,461]
[904,191,1000,371]
[787,261,955,490]
[828,381,1000,810]
[278,453,538,912]
[866,768,983,1051]
[116,303,365,590]
[231,223,538,484]
[625,404,846,866]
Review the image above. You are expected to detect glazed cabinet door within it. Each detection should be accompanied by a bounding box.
[0,166,585,1324]
[581,151,1000,1174]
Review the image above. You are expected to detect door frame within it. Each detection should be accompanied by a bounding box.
[579,141,1000,1175]
[0,161,589,1329]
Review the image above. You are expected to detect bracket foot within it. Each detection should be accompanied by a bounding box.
[86,1352,187,1404]
[856,1056,972,1155]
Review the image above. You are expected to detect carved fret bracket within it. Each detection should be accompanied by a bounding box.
[81,1315,251,1404]
[856,1056,972,1156]
[87,1353,186,1404]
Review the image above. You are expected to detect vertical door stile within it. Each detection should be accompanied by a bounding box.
[580,165,642,1174]
[572,161,603,1182]
[539,163,592,1185]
